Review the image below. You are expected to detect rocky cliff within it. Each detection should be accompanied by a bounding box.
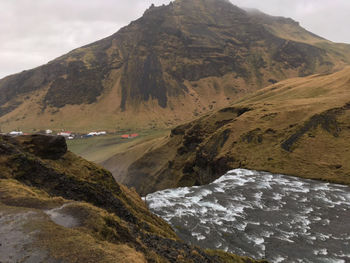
[0,134,266,263]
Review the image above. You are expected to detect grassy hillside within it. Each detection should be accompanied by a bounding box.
[103,67,350,195]
[0,134,266,263]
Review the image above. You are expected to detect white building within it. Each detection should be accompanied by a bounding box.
[9,131,23,136]
[57,131,72,137]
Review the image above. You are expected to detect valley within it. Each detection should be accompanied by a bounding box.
[67,130,168,164]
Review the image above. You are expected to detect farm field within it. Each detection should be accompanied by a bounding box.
[67,129,169,164]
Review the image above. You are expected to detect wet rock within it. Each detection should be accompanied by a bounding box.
[0,209,50,263]
[45,204,81,228]
[180,129,233,186]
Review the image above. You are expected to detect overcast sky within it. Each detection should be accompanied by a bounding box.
[1,0,349,79]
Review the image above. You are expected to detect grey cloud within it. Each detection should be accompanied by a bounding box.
[231,0,350,43]
[0,0,349,79]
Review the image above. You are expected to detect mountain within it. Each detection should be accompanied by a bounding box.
[102,67,350,195]
[1,0,350,132]
[0,134,267,263]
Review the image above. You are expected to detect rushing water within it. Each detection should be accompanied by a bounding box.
[146,169,350,263]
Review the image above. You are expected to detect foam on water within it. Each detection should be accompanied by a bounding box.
[273,256,286,263]
[146,169,350,262]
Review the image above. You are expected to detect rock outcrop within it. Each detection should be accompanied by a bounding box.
[0,134,266,263]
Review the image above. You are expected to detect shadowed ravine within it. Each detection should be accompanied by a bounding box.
[146,169,350,263]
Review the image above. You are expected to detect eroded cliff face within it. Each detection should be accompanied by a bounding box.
[0,134,266,263]
[1,0,349,132]
[104,67,350,196]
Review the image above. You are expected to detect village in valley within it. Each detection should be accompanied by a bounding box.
[2,129,139,140]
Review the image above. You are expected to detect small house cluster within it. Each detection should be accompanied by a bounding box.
[87,131,107,137]
[6,130,52,136]
[57,131,108,140]
[4,130,142,141]
[57,131,73,139]
[4,130,109,139]
[9,131,23,136]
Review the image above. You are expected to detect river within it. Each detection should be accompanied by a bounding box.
[146,169,350,263]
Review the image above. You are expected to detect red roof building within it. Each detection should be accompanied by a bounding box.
[121,134,139,139]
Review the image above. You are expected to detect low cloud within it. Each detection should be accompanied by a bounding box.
[231,0,350,43]
[0,0,349,79]
[0,0,164,78]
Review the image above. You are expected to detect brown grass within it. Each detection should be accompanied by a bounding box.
[107,67,350,194]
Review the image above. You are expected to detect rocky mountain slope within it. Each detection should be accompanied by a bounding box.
[0,134,266,263]
[1,0,350,132]
[103,67,350,195]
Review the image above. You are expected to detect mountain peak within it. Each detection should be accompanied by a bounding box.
[0,0,349,132]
